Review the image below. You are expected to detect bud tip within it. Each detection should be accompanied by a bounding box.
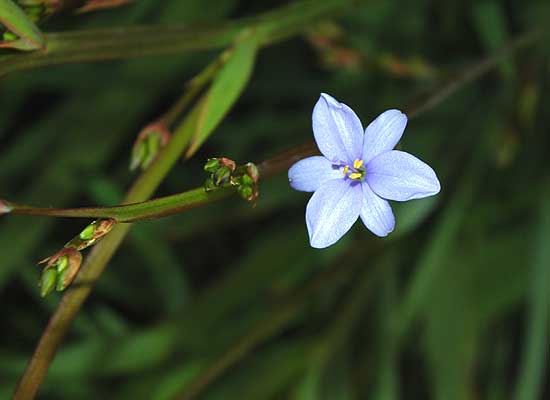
[0,200,12,215]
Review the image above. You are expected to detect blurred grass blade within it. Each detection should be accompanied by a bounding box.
[396,169,476,337]
[0,0,45,50]
[513,184,550,400]
[472,1,513,78]
[184,32,260,158]
[76,0,131,14]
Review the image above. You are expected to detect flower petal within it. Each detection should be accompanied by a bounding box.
[360,183,395,237]
[288,156,343,192]
[362,109,407,163]
[306,179,362,249]
[312,93,364,164]
[366,150,441,201]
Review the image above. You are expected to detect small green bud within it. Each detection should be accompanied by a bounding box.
[130,122,171,171]
[143,134,160,166]
[241,174,254,186]
[38,248,83,295]
[245,163,259,183]
[130,140,147,171]
[204,158,220,173]
[79,224,95,240]
[2,32,18,41]
[204,177,217,192]
[214,166,232,186]
[39,268,57,298]
[56,255,68,273]
[237,185,253,200]
[67,219,116,250]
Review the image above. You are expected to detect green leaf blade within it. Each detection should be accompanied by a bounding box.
[185,32,260,158]
[0,0,45,50]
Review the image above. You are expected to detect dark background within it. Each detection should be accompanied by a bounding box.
[0,0,549,399]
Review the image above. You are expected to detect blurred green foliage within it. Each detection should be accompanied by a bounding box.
[0,0,549,399]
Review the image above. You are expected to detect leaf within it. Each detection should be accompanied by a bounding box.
[472,1,513,78]
[0,0,45,50]
[184,32,260,158]
[513,185,550,400]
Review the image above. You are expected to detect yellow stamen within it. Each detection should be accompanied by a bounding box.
[349,172,362,180]
[342,165,349,177]
[353,159,364,169]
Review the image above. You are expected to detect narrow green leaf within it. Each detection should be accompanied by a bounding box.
[472,1,513,78]
[0,0,45,50]
[513,184,550,400]
[184,32,260,157]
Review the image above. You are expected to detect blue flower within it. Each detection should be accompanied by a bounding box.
[288,93,441,249]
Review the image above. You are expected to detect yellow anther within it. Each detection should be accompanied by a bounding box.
[353,159,364,169]
[342,165,349,176]
[349,172,362,180]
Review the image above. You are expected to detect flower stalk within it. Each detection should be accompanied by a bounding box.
[1,186,234,223]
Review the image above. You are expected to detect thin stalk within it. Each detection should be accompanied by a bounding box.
[4,188,232,222]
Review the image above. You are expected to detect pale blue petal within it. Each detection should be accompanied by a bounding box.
[312,93,364,164]
[366,150,441,201]
[360,183,395,237]
[362,109,407,163]
[288,156,343,192]
[306,179,362,249]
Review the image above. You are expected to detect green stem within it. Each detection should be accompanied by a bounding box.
[0,0,349,77]
[5,187,232,222]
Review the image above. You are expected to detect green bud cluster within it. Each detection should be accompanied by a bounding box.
[38,219,115,297]
[38,249,82,297]
[203,158,259,201]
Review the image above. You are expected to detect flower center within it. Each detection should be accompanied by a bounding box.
[342,159,366,181]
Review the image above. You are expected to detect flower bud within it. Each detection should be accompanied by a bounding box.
[0,200,11,215]
[130,122,171,171]
[245,162,259,184]
[204,158,220,173]
[39,268,57,297]
[2,32,18,41]
[204,177,217,192]
[38,248,83,296]
[202,158,259,201]
[237,185,253,200]
[65,219,116,250]
[214,166,232,186]
[218,157,237,172]
[237,162,259,201]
